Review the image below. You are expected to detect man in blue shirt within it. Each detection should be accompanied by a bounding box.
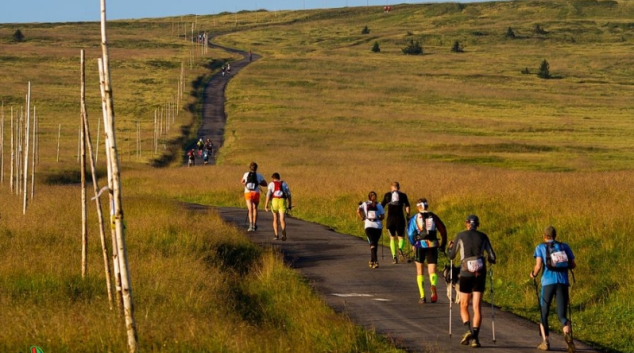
[530,226,577,352]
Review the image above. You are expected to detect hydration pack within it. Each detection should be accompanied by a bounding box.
[272,180,287,199]
[416,212,437,240]
[245,172,258,191]
[545,241,569,272]
[364,202,378,221]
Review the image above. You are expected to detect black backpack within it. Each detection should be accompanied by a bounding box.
[245,172,258,190]
[545,241,569,272]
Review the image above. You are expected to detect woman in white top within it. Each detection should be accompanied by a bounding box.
[356,191,385,269]
[240,162,267,231]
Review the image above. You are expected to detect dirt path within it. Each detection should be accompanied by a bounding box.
[196,43,603,352]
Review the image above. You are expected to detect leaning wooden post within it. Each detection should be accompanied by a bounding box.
[99,0,138,350]
[1,102,4,185]
[57,124,61,163]
[82,49,115,309]
[23,82,31,215]
[81,50,88,278]
[10,107,14,191]
[30,106,36,199]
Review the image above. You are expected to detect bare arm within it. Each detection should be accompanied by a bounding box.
[530,257,543,278]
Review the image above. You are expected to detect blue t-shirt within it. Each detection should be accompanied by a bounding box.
[533,240,575,287]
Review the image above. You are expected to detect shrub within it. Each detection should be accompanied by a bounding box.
[406,31,413,36]
[521,67,530,74]
[402,39,423,55]
[371,41,380,53]
[451,40,464,53]
[361,25,370,34]
[534,24,548,35]
[538,59,551,79]
[13,29,25,42]
[505,27,516,39]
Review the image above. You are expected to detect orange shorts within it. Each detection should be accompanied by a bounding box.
[244,191,260,204]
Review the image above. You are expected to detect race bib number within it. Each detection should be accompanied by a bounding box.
[467,258,483,273]
[273,190,285,197]
[425,218,436,231]
[550,250,569,265]
[246,183,256,190]
[367,210,377,220]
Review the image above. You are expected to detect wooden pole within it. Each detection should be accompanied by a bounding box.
[30,106,35,199]
[1,102,4,185]
[23,82,31,215]
[81,50,88,278]
[56,124,61,163]
[99,0,138,349]
[96,116,101,164]
[10,107,14,192]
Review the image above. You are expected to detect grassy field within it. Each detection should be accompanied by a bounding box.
[2,0,634,352]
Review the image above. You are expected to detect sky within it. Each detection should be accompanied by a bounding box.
[0,0,490,24]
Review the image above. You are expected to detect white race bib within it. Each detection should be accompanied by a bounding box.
[467,258,483,273]
[367,210,377,220]
[550,250,569,265]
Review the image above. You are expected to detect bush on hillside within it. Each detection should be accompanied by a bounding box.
[521,67,530,74]
[371,41,380,53]
[451,40,464,53]
[13,29,25,42]
[361,25,370,34]
[534,24,548,35]
[538,59,551,79]
[505,27,516,39]
[402,39,423,55]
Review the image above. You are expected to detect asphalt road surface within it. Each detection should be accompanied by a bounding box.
[213,207,601,353]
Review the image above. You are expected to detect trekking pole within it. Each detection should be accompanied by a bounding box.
[489,267,496,343]
[532,276,543,337]
[449,258,453,337]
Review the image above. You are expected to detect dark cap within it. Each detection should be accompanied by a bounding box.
[544,226,556,238]
[466,215,479,227]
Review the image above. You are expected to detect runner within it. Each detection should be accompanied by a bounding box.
[530,226,577,353]
[380,182,410,264]
[357,191,385,269]
[447,214,496,348]
[187,148,196,167]
[204,138,214,157]
[407,198,447,304]
[264,173,292,241]
[240,162,267,232]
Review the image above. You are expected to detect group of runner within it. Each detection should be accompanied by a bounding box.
[357,182,577,352]
[240,162,292,240]
[187,138,214,166]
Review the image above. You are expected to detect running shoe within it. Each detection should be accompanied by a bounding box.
[537,340,550,351]
[471,339,481,348]
[369,261,374,268]
[247,224,254,232]
[273,235,279,240]
[392,256,398,264]
[281,229,287,241]
[564,333,575,353]
[430,285,438,303]
[253,224,258,231]
[418,297,426,304]
[372,262,379,269]
[460,331,472,345]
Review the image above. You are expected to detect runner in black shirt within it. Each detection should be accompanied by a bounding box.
[381,182,411,264]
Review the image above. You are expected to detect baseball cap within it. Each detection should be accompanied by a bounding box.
[466,214,479,227]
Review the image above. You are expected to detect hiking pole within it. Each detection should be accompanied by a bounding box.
[489,267,496,343]
[532,276,543,337]
[449,258,453,337]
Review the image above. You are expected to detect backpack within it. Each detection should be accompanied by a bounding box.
[187,150,194,158]
[416,212,437,239]
[545,241,569,272]
[363,202,378,221]
[272,180,287,199]
[245,172,259,191]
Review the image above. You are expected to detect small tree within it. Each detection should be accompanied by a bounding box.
[402,39,423,55]
[451,40,464,53]
[371,41,381,53]
[361,25,370,34]
[538,59,551,79]
[13,29,25,42]
[505,27,516,39]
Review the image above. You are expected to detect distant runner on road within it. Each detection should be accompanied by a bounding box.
[264,173,292,241]
[407,198,447,304]
[530,226,577,353]
[241,162,267,232]
[187,148,196,167]
[380,182,410,264]
[448,214,496,348]
[357,191,385,269]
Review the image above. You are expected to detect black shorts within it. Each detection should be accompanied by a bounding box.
[365,227,382,247]
[459,273,486,293]
[386,216,406,237]
[414,247,438,264]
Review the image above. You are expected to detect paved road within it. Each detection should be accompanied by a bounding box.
[212,207,600,353]
[197,41,603,353]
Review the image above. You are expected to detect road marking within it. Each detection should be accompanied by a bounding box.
[331,293,373,297]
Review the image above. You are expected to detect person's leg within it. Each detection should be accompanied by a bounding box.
[540,284,556,341]
[252,193,260,230]
[428,263,438,302]
[271,212,279,237]
[415,259,425,302]
[245,197,255,230]
[459,288,473,345]
[389,231,397,263]
[556,284,575,352]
